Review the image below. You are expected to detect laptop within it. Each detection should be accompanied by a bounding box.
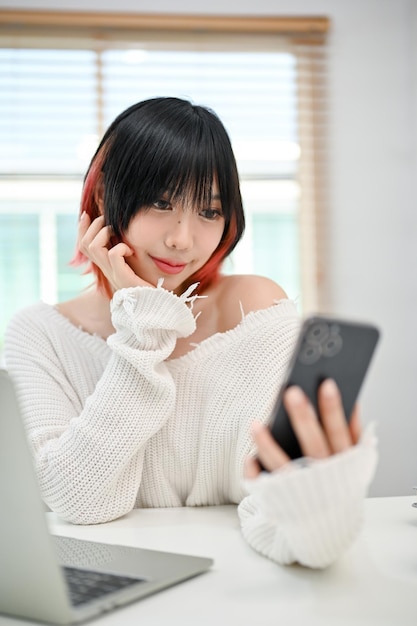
[0,369,213,625]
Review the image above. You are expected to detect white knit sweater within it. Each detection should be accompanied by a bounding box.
[4,284,377,568]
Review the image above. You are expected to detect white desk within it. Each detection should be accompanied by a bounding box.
[1,496,416,626]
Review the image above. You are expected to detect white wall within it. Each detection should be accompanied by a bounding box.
[2,0,417,497]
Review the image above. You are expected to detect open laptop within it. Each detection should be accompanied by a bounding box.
[0,369,213,625]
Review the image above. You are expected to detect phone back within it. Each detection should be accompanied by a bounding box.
[269,316,380,459]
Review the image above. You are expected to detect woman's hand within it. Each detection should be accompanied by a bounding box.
[245,379,362,478]
[78,213,153,292]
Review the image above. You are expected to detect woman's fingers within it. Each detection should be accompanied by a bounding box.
[107,243,138,284]
[285,380,358,458]
[77,211,91,251]
[349,403,362,444]
[76,212,155,291]
[76,214,137,289]
[248,421,290,474]
[284,386,331,459]
[107,242,134,261]
[78,213,102,247]
[317,379,352,454]
[247,380,361,477]
[79,215,110,259]
[244,455,262,479]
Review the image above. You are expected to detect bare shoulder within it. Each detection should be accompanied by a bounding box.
[218,274,288,307]
[213,274,288,332]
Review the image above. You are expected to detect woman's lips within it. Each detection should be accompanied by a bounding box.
[150,256,187,275]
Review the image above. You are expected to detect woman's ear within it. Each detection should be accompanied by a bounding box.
[93,173,105,216]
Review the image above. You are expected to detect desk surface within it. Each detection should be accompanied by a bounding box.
[1,496,416,626]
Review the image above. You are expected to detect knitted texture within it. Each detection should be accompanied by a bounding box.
[239,425,378,568]
[5,285,377,567]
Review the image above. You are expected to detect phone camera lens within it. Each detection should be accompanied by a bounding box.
[322,334,343,357]
[299,321,343,363]
[306,322,329,345]
[298,342,321,365]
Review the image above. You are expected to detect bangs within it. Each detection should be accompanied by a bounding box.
[144,129,218,214]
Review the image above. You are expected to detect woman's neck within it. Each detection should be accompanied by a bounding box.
[56,288,114,339]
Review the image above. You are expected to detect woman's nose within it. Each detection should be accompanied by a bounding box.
[165,215,193,250]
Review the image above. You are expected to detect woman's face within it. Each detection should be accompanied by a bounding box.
[122,183,225,294]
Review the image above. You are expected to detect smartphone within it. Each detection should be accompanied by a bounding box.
[269,315,380,459]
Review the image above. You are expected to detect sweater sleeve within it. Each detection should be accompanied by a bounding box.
[4,285,197,524]
[237,425,378,568]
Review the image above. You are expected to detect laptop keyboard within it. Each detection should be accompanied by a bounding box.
[63,566,145,607]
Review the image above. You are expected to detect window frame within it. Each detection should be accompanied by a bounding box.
[0,9,329,314]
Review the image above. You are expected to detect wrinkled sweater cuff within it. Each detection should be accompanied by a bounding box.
[239,424,378,568]
[108,284,199,359]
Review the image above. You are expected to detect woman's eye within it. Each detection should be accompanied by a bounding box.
[153,199,171,210]
[200,208,223,221]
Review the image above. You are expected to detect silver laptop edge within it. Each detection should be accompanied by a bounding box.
[0,369,213,624]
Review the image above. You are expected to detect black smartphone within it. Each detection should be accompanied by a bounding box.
[269,315,380,459]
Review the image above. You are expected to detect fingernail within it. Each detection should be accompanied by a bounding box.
[321,378,338,396]
[80,211,87,221]
[284,385,305,404]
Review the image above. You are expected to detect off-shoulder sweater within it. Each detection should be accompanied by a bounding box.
[4,284,378,568]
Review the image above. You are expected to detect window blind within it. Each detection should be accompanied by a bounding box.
[0,12,329,354]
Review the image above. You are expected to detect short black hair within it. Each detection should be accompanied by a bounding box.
[90,97,245,252]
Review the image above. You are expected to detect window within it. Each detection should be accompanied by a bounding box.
[0,11,329,355]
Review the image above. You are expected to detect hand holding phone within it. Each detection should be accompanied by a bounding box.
[268,315,380,460]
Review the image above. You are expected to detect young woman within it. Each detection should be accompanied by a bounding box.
[5,97,377,569]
